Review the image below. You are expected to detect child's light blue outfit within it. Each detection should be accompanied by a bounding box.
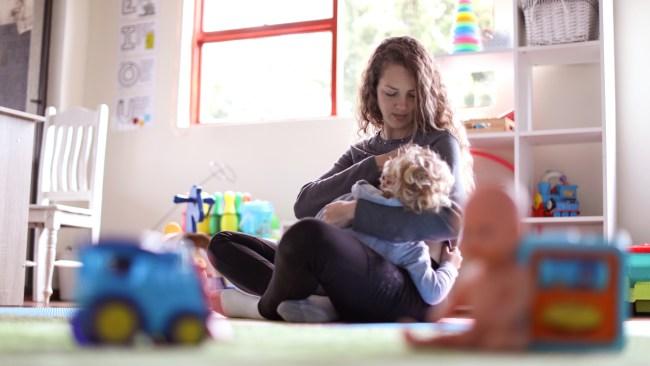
[317,180,458,305]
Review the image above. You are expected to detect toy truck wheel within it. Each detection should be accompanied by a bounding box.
[90,299,141,345]
[164,312,208,345]
[70,310,96,345]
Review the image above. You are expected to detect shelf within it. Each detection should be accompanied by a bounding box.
[518,41,600,66]
[434,48,513,61]
[468,131,515,149]
[519,127,602,145]
[522,216,604,225]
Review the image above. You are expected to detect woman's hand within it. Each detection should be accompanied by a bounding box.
[320,200,357,228]
[441,245,463,270]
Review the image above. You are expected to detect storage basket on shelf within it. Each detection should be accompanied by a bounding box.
[519,0,599,46]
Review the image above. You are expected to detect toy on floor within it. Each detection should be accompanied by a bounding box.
[532,170,580,217]
[519,233,626,350]
[163,221,182,235]
[70,239,211,345]
[628,243,650,314]
[208,191,224,234]
[404,185,531,350]
[171,186,279,240]
[220,191,239,231]
[404,185,626,351]
[173,185,215,233]
[239,200,275,239]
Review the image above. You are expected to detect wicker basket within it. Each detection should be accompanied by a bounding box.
[519,0,599,45]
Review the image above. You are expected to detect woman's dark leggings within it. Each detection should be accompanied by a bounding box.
[208,218,431,322]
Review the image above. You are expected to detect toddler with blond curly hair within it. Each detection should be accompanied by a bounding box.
[317,144,462,306]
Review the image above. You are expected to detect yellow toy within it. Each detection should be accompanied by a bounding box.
[163,221,182,235]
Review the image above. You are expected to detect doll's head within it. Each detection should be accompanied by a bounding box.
[380,144,454,214]
[460,185,521,265]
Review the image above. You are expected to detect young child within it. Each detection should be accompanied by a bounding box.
[404,184,532,351]
[317,144,463,306]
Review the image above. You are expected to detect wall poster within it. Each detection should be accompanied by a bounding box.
[114,0,158,129]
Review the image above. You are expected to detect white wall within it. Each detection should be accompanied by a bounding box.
[615,1,650,244]
[46,0,650,244]
[47,0,89,110]
[77,0,356,236]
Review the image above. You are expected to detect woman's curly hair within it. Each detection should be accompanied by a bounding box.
[380,145,454,214]
[357,36,474,194]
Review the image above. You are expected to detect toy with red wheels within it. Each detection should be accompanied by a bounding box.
[532,170,580,217]
[70,240,210,346]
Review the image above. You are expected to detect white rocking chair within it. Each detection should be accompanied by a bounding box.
[27,104,109,304]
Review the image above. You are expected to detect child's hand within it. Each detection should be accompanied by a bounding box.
[441,246,462,270]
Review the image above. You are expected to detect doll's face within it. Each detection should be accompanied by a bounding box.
[460,187,520,263]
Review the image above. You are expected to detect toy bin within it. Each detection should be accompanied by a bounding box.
[58,244,81,301]
[519,0,599,46]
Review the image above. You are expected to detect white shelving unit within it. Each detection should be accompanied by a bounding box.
[438,0,616,238]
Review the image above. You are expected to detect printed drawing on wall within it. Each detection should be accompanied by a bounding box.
[115,0,158,129]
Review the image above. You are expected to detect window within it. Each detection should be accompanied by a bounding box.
[189,0,501,125]
[191,0,337,124]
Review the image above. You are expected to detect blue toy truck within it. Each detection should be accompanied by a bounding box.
[532,171,580,217]
[70,240,210,345]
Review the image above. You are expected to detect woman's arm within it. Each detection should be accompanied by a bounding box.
[351,134,467,241]
[294,146,381,218]
[353,201,462,241]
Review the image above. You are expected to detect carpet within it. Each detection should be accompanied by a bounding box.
[0,306,77,318]
[1,315,649,366]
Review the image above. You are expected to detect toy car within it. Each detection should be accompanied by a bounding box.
[70,240,210,345]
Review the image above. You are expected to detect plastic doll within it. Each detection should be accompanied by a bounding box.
[404,185,532,351]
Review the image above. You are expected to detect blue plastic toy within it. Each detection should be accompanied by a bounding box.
[173,185,215,233]
[518,232,627,351]
[532,171,580,217]
[239,200,275,238]
[70,240,210,345]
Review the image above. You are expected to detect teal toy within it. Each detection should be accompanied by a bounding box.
[519,232,627,351]
[239,200,275,238]
[628,243,650,314]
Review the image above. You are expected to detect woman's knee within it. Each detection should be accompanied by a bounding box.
[279,218,345,259]
[209,230,234,253]
[207,231,242,268]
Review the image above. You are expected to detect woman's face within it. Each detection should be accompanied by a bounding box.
[376,63,417,139]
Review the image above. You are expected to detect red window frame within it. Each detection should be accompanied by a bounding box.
[190,0,338,124]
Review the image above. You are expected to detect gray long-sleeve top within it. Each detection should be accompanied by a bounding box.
[294,129,466,242]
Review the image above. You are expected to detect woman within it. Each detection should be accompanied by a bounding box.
[208,36,474,322]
